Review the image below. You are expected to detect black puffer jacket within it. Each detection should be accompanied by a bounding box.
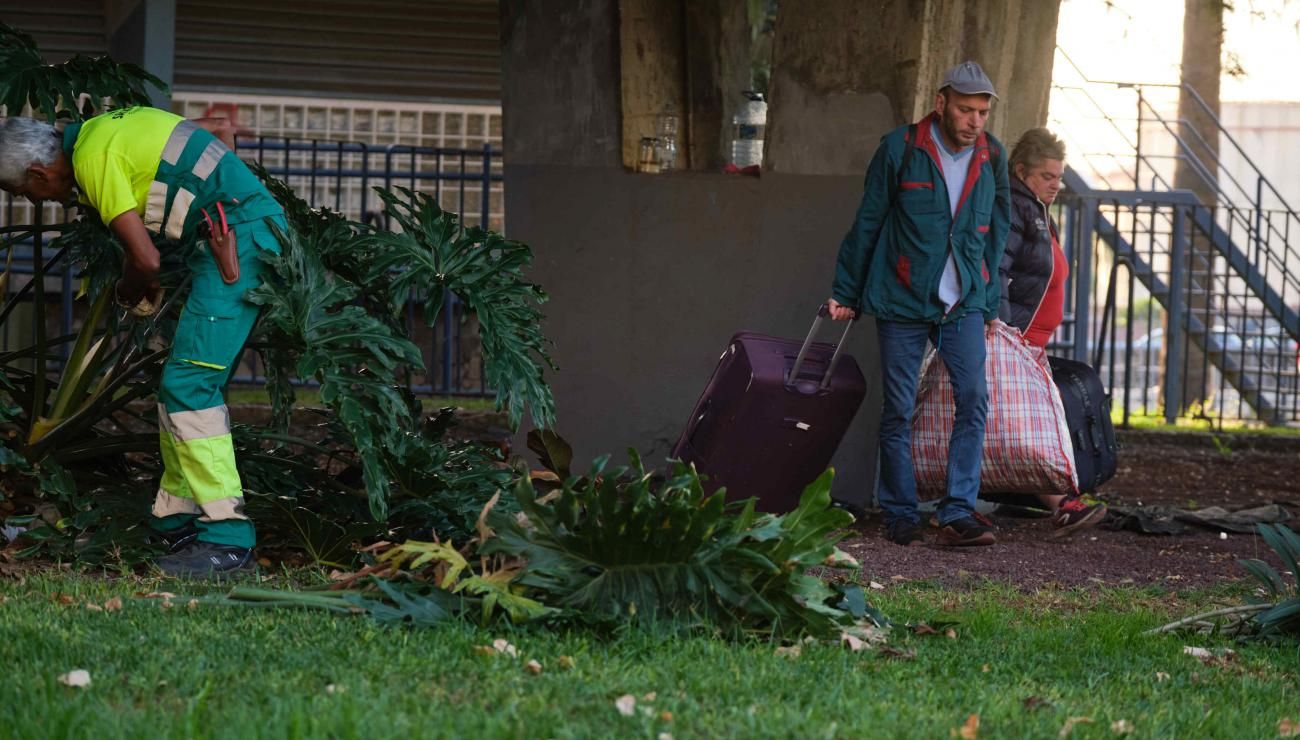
[998,177,1059,331]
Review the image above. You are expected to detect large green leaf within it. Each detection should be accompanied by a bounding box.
[358,187,556,430]
[483,456,866,638]
[0,23,166,122]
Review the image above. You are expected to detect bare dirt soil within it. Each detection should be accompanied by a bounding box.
[840,430,1300,589]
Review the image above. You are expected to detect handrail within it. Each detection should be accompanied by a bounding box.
[1055,46,1299,219]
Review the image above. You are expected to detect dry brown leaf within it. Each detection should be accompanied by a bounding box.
[491,639,518,658]
[1058,716,1093,738]
[953,713,979,739]
[1022,696,1052,710]
[557,655,576,670]
[878,647,916,661]
[840,632,866,652]
[775,645,801,659]
[642,692,657,702]
[524,660,542,675]
[84,603,103,612]
[657,734,673,740]
[1278,718,1300,737]
[161,600,174,610]
[1155,672,1170,682]
[869,581,885,590]
[104,596,122,612]
[325,684,345,694]
[1111,719,1133,735]
[659,711,673,723]
[141,591,177,600]
[472,645,495,657]
[187,599,199,610]
[981,663,990,673]
[945,628,958,639]
[257,557,273,568]
[475,491,501,543]
[615,694,636,717]
[912,624,940,635]
[54,592,75,606]
[57,669,90,688]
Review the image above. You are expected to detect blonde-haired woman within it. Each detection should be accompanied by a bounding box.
[998,127,1107,534]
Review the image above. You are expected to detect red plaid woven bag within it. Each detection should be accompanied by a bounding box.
[911,321,1078,497]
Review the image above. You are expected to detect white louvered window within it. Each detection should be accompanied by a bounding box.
[171,92,505,233]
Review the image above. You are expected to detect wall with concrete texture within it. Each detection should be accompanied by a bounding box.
[765,0,930,176]
[505,166,882,506]
[767,0,1061,175]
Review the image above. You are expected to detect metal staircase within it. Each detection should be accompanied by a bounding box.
[1049,49,1300,424]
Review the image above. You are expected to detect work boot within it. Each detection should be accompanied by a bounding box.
[1051,494,1108,537]
[156,541,255,579]
[937,515,997,547]
[885,519,925,547]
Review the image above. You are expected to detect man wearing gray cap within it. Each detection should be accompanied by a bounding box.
[826,60,1010,547]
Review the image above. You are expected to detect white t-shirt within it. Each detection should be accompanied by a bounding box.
[931,121,974,313]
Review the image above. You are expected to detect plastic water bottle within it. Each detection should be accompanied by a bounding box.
[730,91,767,169]
[657,112,679,171]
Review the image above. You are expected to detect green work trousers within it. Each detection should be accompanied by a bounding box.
[151,215,284,548]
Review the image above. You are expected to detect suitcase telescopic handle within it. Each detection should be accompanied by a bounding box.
[789,304,857,391]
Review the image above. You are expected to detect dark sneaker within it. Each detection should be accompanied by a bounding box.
[1051,494,1108,537]
[885,519,924,547]
[152,524,200,553]
[156,541,255,579]
[937,516,997,547]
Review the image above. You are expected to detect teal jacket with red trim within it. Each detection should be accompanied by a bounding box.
[831,112,1010,323]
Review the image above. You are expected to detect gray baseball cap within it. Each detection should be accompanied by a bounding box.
[939,61,998,99]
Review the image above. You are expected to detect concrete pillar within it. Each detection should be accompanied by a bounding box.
[765,0,927,176]
[619,0,687,169]
[683,0,751,172]
[995,0,1062,146]
[106,0,175,108]
[766,0,1061,175]
[500,0,623,168]
[616,0,751,171]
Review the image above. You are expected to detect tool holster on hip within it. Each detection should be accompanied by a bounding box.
[199,202,240,285]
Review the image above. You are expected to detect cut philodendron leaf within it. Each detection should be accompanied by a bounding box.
[527,428,573,479]
[1239,523,1300,636]
[483,456,867,638]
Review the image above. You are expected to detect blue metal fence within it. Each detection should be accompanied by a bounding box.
[0,136,503,398]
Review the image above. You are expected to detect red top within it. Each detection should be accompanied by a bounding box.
[1024,234,1068,348]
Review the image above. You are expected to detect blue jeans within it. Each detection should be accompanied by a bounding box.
[876,313,988,526]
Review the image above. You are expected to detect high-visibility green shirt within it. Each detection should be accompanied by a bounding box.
[62,107,281,239]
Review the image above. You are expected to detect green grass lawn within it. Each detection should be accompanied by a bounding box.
[2,576,1297,738]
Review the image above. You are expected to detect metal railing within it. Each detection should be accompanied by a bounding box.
[0,136,503,399]
[1047,48,1300,425]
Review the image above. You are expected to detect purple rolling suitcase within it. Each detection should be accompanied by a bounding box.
[672,306,867,513]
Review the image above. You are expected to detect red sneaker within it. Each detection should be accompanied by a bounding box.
[1051,494,1108,537]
